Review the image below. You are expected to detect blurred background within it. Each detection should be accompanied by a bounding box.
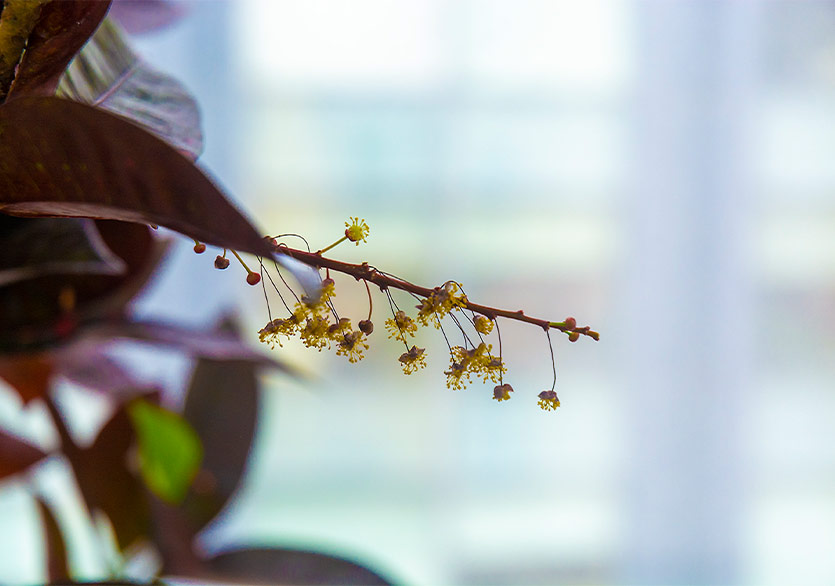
[2,1,835,584]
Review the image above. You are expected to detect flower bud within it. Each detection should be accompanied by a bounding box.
[193,242,206,254]
[246,272,261,286]
[492,383,514,402]
[563,317,577,330]
[214,255,230,269]
[358,319,374,334]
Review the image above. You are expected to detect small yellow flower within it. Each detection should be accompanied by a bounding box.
[473,315,494,335]
[481,356,506,384]
[444,360,468,390]
[299,316,331,350]
[385,310,417,342]
[258,315,302,348]
[537,390,560,411]
[416,282,467,327]
[344,217,370,244]
[335,330,368,363]
[492,384,514,402]
[398,345,427,374]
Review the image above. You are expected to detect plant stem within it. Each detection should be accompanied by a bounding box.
[274,245,599,340]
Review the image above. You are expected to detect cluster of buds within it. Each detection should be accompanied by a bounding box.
[197,218,599,411]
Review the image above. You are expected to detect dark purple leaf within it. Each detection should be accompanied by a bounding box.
[0,353,54,404]
[207,547,393,586]
[0,219,155,354]
[7,1,112,99]
[83,319,293,370]
[65,406,151,550]
[57,19,203,159]
[0,97,272,257]
[34,496,70,583]
[148,497,206,576]
[180,317,260,530]
[0,428,48,479]
[109,0,188,35]
[55,342,145,395]
[0,216,125,288]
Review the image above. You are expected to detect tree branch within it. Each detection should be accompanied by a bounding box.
[272,244,599,341]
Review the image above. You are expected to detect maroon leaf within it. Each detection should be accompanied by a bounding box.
[57,19,203,159]
[6,1,112,100]
[55,342,146,396]
[180,318,260,531]
[0,97,272,257]
[0,218,155,354]
[109,0,188,35]
[0,353,55,404]
[0,428,48,479]
[207,547,393,586]
[64,406,151,550]
[83,319,293,369]
[149,497,206,576]
[34,496,70,583]
[0,216,125,288]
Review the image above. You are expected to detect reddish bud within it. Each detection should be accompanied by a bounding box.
[564,317,577,330]
[568,331,580,342]
[359,319,374,334]
[246,272,261,286]
[263,235,279,250]
[193,242,206,254]
[214,255,230,269]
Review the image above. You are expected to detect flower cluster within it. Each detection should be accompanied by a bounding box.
[258,278,369,362]
[444,343,505,390]
[244,218,598,410]
[416,282,467,326]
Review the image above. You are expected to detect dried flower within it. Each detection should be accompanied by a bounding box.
[537,390,560,411]
[493,384,514,402]
[398,345,426,374]
[385,310,417,342]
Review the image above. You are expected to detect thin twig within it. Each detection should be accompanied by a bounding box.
[274,245,598,340]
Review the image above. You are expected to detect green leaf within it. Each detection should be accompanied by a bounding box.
[128,399,203,505]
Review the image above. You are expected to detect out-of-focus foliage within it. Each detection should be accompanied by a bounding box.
[0,2,392,584]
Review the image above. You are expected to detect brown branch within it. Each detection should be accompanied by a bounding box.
[272,244,599,341]
[43,393,80,458]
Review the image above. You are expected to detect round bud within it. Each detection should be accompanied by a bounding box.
[246,272,261,286]
[568,331,580,342]
[359,319,374,334]
[214,255,230,270]
[193,242,206,254]
[564,316,577,330]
